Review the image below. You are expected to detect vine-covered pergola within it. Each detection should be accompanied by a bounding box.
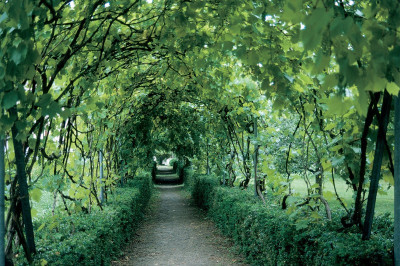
[1,0,400,264]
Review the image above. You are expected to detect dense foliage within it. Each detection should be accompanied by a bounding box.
[1,0,400,263]
[190,174,393,265]
[19,174,152,265]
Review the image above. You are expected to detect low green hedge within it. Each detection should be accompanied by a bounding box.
[190,174,394,265]
[169,158,179,170]
[176,162,185,183]
[169,159,188,183]
[183,167,194,189]
[22,174,152,265]
[151,161,157,182]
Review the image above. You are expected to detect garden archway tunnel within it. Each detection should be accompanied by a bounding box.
[0,0,399,264]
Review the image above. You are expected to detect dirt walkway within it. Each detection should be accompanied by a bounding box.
[113,182,248,265]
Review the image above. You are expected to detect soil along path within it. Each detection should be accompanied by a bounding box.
[113,166,247,266]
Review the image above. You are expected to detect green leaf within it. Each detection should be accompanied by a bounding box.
[292,82,304,93]
[310,211,322,219]
[2,91,19,109]
[311,183,320,189]
[28,137,36,149]
[364,70,387,92]
[355,87,369,116]
[9,42,28,65]
[60,108,71,120]
[325,123,336,131]
[37,223,46,232]
[295,219,308,230]
[331,156,345,167]
[43,101,61,117]
[98,111,107,119]
[325,96,352,116]
[247,50,259,65]
[303,103,314,113]
[261,78,270,91]
[31,188,42,202]
[322,74,338,90]
[0,113,16,132]
[223,41,234,50]
[322,159,332,171]
[282,0,303,24]
[95,102,105,109]
[387,82,400,96]
[0,12,8,24]
[324,191,335,201]
[31,208,38,218]
[302,8,334,50]
[37,94,52,107]
[383,172,394,186]
[312,49,330,74]
[351,147,361,154]
[378,189,388,196]
[330,16,352,37]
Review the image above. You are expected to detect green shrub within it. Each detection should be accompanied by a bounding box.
[19,174,152,265]
[177,162,186,183]
[169,158,179,170]
[190,174,394,265]
[151,161,157,182]
[190,174,218,209]
[183,167,194,189]
[170,159,188,183]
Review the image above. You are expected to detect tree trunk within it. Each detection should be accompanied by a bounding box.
[206,138,210,175]
[394,94,400,265]
[315,173,323,195]
[10,108,36,258]
[253,117,266,204]
[253,117,259,197]
[362,91,392,240]
[353,92,380,227]
[99,150,104,203]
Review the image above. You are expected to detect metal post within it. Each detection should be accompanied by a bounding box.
[0,135,5,266]
[394,95,400,266]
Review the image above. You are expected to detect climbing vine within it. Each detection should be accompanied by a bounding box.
[1,0,400,263]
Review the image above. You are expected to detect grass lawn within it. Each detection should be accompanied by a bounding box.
[291,176,394,216]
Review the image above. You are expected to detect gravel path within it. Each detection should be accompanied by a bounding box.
[113,174,248,266]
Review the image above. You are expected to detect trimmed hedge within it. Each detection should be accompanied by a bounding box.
[176,161,186,183]
[151,161,157,182]
[190,174,394,265]
[183,167,194,189]
[170,159,188,183]
[22,174,152,265]
[169,158,179,170]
